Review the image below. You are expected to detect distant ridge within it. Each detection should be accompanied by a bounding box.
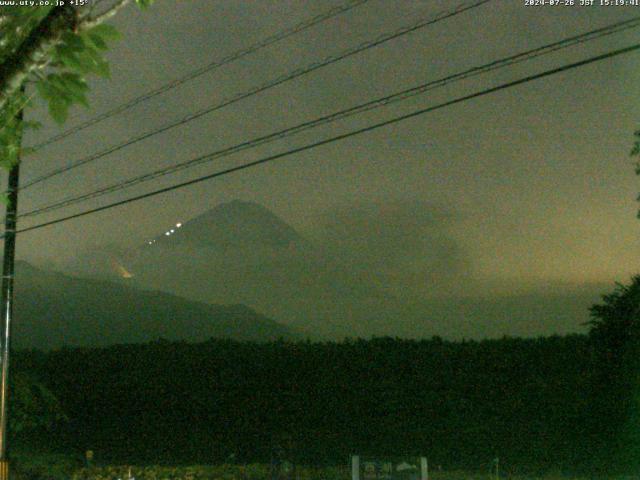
[13,261,297,350]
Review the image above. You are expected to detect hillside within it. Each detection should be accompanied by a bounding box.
[12,261,297,350]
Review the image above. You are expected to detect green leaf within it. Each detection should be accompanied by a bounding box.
[60,32,85,52]
[70,50,98,75]
[62,85,89,108]
[84,49,110,78]
[45,75,74,105]
[35,80,55,101]
[95,60,111,78]
[48,98,69,124]
[55,46,85,72]
[86,33,108,51]
[69,90,90,108]
[135,0,156,9]
[87,24,121,42]
[60,73,89,92]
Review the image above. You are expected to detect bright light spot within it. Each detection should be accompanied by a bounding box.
[114,262,134,279]
[176,223,182,228]
[170,229,175,233]
[165,232,170,236]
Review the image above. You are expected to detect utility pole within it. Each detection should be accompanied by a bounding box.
[0,103,23,480]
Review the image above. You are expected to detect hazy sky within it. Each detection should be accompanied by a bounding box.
[8,0,640,306]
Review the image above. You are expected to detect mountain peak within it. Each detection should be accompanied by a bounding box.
[154,200,306,250]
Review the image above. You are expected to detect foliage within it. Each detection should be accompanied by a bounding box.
[0,0,155,168]
[0,88,26,170]
[71,464,398,480]
[73,465,276,480]
[586,276,640,472]
[11,452,81,480]
[0,0,153,440]
[63,464,640,480]
[35,25,116,123]
[631,130,640,217]
[9,371,67,433]
[71,465,346,480]
[588,275,640,350]
[71,465,348,480]
[14,335,595,474]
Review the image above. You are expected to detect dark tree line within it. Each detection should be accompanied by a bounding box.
[586,275,640,474]
[9,276,640,475]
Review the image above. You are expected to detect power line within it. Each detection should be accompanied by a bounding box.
[28,0,372,151]
[19,15,640,219]
[22,0,488,188]
[13,41,640,237]
[19,0,491,191]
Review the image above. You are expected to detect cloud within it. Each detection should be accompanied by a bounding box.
[312,200,471,297]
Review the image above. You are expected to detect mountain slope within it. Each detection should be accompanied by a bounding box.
[151,200,307,250]
[13,261,297,350]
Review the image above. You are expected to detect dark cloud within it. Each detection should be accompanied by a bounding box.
[311,200,470,297]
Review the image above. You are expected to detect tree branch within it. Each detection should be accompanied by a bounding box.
[0,6,78,112]
[79,0,132,31]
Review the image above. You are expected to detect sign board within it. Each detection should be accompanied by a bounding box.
[352,456,428,480]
